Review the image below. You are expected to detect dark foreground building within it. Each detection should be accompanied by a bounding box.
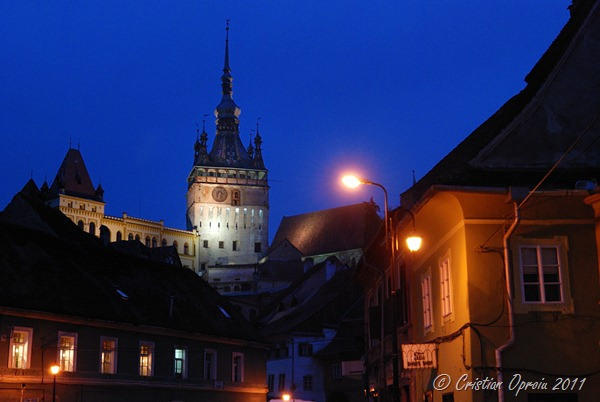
[0,181,267,401]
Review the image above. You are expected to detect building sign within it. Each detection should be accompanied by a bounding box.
[401,343,437,369]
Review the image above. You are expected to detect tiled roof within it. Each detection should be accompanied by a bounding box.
[49,148,102,201]
[270,202,381,257]
[401,0,600,209]
[0,181,261,342]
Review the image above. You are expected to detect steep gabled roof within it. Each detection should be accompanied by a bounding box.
[0,183,261,342]
[49,148,103,201]
[270,202,381,257]
[402,0,600,208]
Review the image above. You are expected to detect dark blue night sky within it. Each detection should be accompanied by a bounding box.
[0,1,570,239]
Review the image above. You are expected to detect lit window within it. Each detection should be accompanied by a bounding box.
[9,327,32,369]
[440,257,453,318]
[174,347,187,378]
[232,352,244,383]
[204,349,217,380]
[520,246,562,303]
[268,374,275,392]
[421,272,433,332]
[58,332,77,372]
[303,375,313,391]
[139,342,154,376]
[100,337,117,374]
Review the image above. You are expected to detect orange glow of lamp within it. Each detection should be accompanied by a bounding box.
[282,393,291,401]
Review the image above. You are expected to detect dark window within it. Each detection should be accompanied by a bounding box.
[173,240,178,252]
[278,373,285,391]
[135,234,140,242]
[100,225,110,245]
[219,241,224,249]
[145,236,151,247]
[184,243,189,255]
[152,237,157,248]
[303,375,313,391]
[298,343,313,356]
[232,241,238,251]
[77,220,84,230]
[89,222,96,235]
[267,374,274,392]
[201,263,206,270]
[442,393,454,402]
[128,233,134,241]
[203,240,209,248]
[254,242,262,253]
[116,231,122,241]
[231,190,240,206]
[161,238,167,247]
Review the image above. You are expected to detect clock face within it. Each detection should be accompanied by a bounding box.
[212,186,228,202]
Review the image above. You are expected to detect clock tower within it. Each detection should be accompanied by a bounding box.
[186,23,269,270]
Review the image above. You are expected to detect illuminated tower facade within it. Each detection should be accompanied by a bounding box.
[186,24,269,270]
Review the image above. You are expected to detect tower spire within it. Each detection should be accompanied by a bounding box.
[224,19,230,74]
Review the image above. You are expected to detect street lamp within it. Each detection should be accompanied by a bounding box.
[282,392,291,401]
[49,364,60,402]
[341,173,422,402]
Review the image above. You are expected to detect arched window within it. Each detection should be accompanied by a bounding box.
[184,243,189,255]
[135,234,140,242]
[151,237,157,248]
[161,238,167,247]
[77,220,84,230]
[99,225,111,245]
[128,233,133,241]
[173,241,178,252]
[145,236,151,247]
[116,231,122,241]
[89,222,96,235]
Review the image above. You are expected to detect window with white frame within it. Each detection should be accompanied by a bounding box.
[232,352,244,383]
[421,272,433,332]
[174,347,187,378]
[520,246,562,303]
[100,337,117,374]
[440,257,453,318]
[9,327,32,369]
[204,349,217,380]
[58,332,77,372]
[139,342,154,376]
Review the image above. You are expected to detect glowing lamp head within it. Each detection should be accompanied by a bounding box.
[282,393,291,401]
[406,235,423,252]
[50,365,60,375]
[341,174,362,189]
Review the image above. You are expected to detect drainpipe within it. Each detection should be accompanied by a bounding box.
[496,201,519,402]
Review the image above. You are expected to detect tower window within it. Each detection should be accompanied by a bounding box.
[203,240,209,248]
[231,190,240,206]
[135,235,140,242]
[232,241,238,251]
[219,241,224,249]
[255,242,262,253]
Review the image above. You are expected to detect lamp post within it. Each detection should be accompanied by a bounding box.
[342,174,422,402]
[49,364,60,402]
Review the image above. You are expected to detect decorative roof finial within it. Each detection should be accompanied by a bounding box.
[224,19,231,73]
